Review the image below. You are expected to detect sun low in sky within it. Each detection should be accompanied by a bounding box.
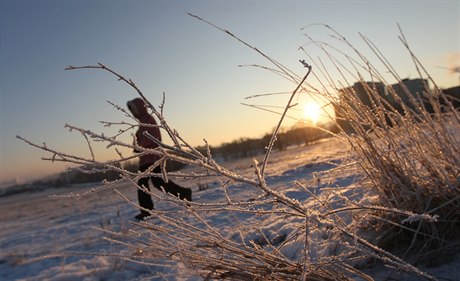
[303,102,322,125]
[1,1,459,183]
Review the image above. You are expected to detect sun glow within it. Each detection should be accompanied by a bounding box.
[303,102,322,124]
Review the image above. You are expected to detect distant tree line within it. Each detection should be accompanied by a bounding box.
[10,123,335,189]
[197,123,337,162]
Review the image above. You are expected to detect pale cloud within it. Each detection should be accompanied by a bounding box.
[444,52,460,74]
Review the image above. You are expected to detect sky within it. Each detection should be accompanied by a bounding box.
[1,0,459,184]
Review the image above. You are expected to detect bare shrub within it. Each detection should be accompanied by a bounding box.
[17,17,458,281]
[302,25,460,266]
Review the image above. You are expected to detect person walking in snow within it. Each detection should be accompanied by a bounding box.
[127,98,192,220]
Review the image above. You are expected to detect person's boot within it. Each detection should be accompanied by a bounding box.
[180,188,192,202]
[134,211,151,221]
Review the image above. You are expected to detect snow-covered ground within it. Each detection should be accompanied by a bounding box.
[1,137,458,280]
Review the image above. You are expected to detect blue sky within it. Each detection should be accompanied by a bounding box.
[1,0,459,183]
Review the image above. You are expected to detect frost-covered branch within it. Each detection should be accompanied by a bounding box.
[18,16,460,281]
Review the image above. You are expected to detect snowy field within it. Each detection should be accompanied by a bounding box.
[1,137,459,280]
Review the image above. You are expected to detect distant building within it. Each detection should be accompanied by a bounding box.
[335,78,432,133]
[338,81,388,108]
[442,86,460,109]
[388,78,429,113]
[335,81,388,132]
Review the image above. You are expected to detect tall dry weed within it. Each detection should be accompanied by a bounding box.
[17,17,459,281]
[299,24,459,267]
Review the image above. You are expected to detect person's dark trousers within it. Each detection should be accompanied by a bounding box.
[137,164,192,214]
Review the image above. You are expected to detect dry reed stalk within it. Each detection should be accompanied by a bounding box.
[304,24,460,266]
[18,17,457,281]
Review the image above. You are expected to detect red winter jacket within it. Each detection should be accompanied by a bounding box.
[127,98,162,167]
